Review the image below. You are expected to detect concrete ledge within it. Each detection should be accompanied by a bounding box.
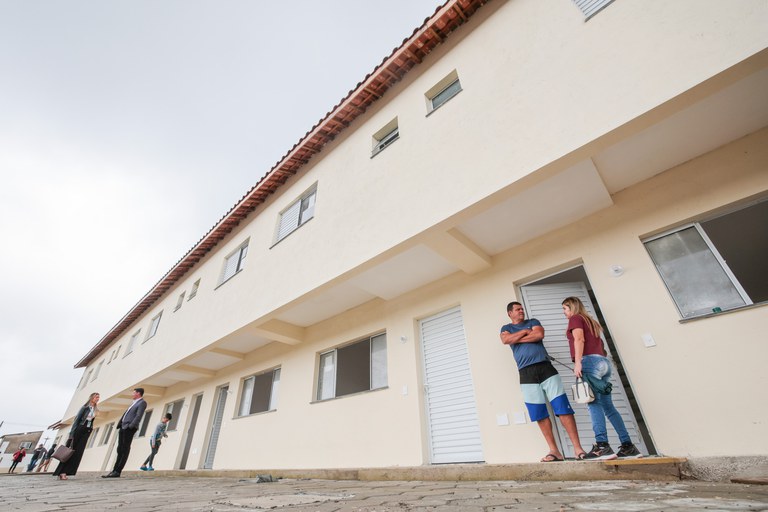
[144,457,686,482]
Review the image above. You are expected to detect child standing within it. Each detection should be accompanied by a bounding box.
[139,413,172,471]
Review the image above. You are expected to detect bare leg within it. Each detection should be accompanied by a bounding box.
[559,413,586,455]
[536,417,564,459]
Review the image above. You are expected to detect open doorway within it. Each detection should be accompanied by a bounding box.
[521,265,656,458]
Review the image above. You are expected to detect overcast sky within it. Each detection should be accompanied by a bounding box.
[0,0,445,443]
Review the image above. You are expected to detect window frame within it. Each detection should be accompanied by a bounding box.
[188,279,201,300]
[643,199,767,319]
[316,333,387,402]
[87,427,100,448]
[125,330,141,356]
[164,399,184,431]
[237,367,281,417]
[145,311,163,342]
[91,360,104,382]
[138,409,153,437]
[371,118,400,157]
[219,240,249,285]
[274,185,317,245]
[174,291,186,311]
[425,70,462,114]
[100,422,114,446]
[571,0,616,20]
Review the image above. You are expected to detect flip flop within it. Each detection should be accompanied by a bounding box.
[540,453,564,462]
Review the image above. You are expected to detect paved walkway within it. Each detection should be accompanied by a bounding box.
[1,473,767,511]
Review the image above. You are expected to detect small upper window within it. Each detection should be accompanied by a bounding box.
[238,368,281,416]
[372,118,399,157]
[317,333,387,401]
[188,279,201,300]
[275,185,317,243]
[426,70,462,114]
[571,0,615,20]
[125,330,141,356]
[174,291,186,311]
[91,360,104,382]
[81,369,93,389]
[220,240,249,284]
[644,199,767,319]
[145,311,163,341]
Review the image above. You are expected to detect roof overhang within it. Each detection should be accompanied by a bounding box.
[75,0,491,368]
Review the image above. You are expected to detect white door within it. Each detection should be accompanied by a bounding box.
[420,306,484,464]
[521,282,647,457]
[203,385,228,469]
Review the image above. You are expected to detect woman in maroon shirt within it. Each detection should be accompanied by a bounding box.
[562,296,642,460]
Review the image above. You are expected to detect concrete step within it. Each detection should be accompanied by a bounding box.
[157,456,687,482]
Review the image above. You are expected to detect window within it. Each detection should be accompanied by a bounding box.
[275,185,317,243]
[75,372,87,390]
[138,410,153,437]
[100,423,114,445]
[174,291,186,311]
[145,312,163,341]
[81,369,93,389]
[91,360,104,382]
[426,70,461,113]
[644,199,767,319]
[317,333,387,401]
[20,441,33,449]
[188,279,200,300]
[125,330,141,356]
[238,368,281,416]
[164,399,184,431]
[571,0,615,20]
[87,427,100,448]
[108,346,121,364]
[220,240,249,284]
[372,118,399,156]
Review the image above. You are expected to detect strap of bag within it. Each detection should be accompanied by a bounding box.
[548,355,574,371]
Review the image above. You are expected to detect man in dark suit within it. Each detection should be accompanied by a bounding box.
[103,387,147,478]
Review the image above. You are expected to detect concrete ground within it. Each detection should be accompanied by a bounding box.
[2,471,767,511]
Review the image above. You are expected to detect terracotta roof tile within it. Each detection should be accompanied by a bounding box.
[76,0,490,368]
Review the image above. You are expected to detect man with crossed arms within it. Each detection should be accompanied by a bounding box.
[103,387,147,478]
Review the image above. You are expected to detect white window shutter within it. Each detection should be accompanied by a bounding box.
[277,201,301,241]
[221,252,240,283]
[572,0,614,19]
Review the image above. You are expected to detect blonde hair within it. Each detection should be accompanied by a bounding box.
[84,392,100,414]
[562,296,602,338]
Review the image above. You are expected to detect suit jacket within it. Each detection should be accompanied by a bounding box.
[118,398,147,430]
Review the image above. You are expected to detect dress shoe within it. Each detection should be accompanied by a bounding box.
[101,472,120,478]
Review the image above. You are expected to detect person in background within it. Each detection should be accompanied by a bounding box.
[8,446,26,473]
[26,443,46,472]
[140,412,172,471]
[36,443,57,472]
[53,392,100,480]
[500,301,587,462]
[562,296,643,459]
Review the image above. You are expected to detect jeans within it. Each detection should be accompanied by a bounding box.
[581,354,630,444]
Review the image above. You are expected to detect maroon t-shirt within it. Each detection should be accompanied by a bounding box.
[566,314,606,361]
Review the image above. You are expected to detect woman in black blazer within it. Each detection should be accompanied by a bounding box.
[53,392,99,480]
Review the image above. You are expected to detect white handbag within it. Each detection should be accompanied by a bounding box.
[571,377,595,404]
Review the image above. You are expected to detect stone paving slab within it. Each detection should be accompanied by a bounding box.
[0,473,766,511]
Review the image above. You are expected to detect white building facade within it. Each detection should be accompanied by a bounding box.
[58,0,768,473]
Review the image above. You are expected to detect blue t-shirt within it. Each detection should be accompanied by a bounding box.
[500,318,548,370]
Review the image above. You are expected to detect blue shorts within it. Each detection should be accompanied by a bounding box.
[519,361,574,421]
